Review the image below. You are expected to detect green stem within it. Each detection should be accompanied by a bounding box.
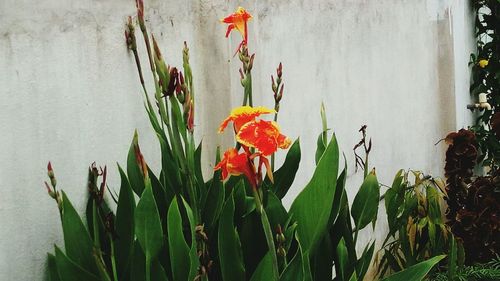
[247,73,253,107]
[252,189,280,279]
[108,234,118,281]
[146,255,151,281]
[271,110,278,171]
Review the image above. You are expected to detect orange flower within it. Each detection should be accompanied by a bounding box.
[221,7,252,46]
[214,148,257,188]
[236,119,291,156]
[218,106,274,133]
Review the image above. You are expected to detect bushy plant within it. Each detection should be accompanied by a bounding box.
[43,2,445,280]
[378,170,453,277]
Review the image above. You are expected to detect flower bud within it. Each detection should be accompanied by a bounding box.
[183,41,190,63]
[277,62,282,78]
[277,247,286,257]
[136,0,145,30]
[187,101,194,133]
[248,53,255,71]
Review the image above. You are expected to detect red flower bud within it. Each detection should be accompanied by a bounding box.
[277,62,282,78]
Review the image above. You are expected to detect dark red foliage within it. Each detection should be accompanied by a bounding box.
[444,129,500,264]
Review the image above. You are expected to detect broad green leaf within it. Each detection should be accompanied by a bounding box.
[311,234,333,281]
[202,148,225,236]
[249,251,275,281]
[127,131,145,195]
[265,191,288,233]
[179,197,201,281]
[218,192,245,281]
[115,164,136,279]
[426,185,442,224]
[351,171,380,231]
[167,198,190,281]
[47,253,61,281]
[148,167,169,227]
[355,241,375,280]
[60,191,98,275]
[380,255,445,281]
[240,211,267,277]
[54,245,99,281]
[130,241,170,281]
[157,134,181,194]
[268,139,301,199]
[135,179,163,262]
[289,135,339,253]
[314,133,326,165]
[280,247,303,281]
[335,238,349,281]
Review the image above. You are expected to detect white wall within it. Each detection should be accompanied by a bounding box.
[0,0,474,280]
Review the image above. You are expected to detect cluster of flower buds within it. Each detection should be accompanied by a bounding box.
[87,162,108,204]
[238,45,255,85]
[195,224,212,280]
[271,63,284,107]
[125,17,137,51]
[135,0,146,32]
[275,224,286,257]
[45,162,62,211]
[133,132,149,179]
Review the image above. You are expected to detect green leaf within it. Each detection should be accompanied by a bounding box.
[351,171,380,231]
[249,251,275,281]
[355,242,375,280]
[335,238,349,280]
[289,135,339,253]
[60,191,98,275]
[115,164,136,279]
[202,148,225,236]
[426,185,442,224]
[218,191,245,281]
[268,139,301,199]
[311,234,333,281]
[129,241,170,281]
[314,133,326,165]
[167,198,191,281]
[148,167,169,227]
[179,197,201,281]
[134,179,163,262]
[380,255,445,281]
[47,253,61,281]
[54,245,100,281]
[127,131,145,196]
[280,247,303,281]
[265,191,288,233]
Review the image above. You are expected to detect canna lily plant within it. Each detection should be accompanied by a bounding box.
[44,2,445,281]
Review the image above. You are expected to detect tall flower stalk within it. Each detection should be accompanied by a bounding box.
[219,7,290,278]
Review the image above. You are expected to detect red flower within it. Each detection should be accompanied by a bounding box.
[236,119,291,156]
[218,106,274,133]
[214,148,257,188]
[221,7,253,52]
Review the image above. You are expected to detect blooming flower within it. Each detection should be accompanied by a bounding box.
[236,119,291,156]
[221,7,252,46]
[479,59,489,68]
[214,148,257,188]
[218,106,274,133]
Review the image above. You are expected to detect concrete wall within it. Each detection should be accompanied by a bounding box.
[0,0,475,280]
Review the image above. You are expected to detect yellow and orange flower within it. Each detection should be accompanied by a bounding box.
[221,7,253,45]
[218,106,274,133]
[236,119,291,156]
[214,148,257,188]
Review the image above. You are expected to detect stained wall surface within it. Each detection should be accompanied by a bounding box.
[0,0,475,280]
